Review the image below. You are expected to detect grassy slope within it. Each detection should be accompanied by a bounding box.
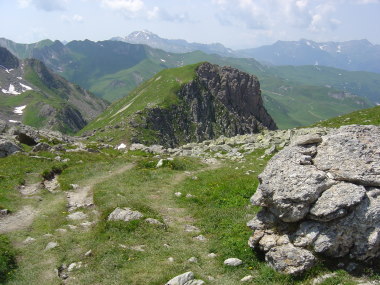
[311,105,380,128]
[79,63,200,142]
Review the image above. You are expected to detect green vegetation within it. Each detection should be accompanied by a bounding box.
[0,144,365,284]
[0,235,17,283]
[311,105,380,128]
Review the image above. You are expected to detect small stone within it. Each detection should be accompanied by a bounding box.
[168,257,175,263]
[68,262,82,272]
[23,237,36,244]
[145,218,164,226]
[67,211,88,221]
[0,209,9,216]
[184,225,200,232]
[43,233,53,237]
[194,235,207,241]
[311,273,337,285]
[224,258,243,266]
[241,275,254,282]
[207,276,215,281]
[107,207,143,222]
[163,243,171,248]
[186,194,194,198]
[67,225,78,230]
[130,245,146,252]
[55,228,67,233]
[70,184,79,190]
[80,221,94,227]
[174,192,182,197]
[188,257,198,263]
[191,176,198,180]
[156,159,164,168]
[45,242,58,250]
[84,250,92,257]
[207,253,217,258]
[165,271,194,285]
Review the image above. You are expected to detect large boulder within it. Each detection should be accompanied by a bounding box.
[0,139,21,157]
[248,125,380,275]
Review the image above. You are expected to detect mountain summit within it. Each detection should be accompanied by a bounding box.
[83,62,276,147]
[111,30,235,57]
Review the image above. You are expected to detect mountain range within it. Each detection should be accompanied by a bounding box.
[0,34,379,129]
[110,31,380,74]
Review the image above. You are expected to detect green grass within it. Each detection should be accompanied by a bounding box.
[311,105,380,128]
[0,235,17,283]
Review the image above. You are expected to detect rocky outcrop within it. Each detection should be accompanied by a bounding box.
[248,125,380,275]
[136,62,276,147]
[0,47,19,69]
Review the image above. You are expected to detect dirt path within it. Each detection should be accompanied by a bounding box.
[67,163,134,211]
[0,206,37,234]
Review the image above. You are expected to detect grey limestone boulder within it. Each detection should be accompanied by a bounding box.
[248,125,380,275]
[107,207,143,222]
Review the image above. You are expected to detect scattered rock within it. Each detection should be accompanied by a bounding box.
[186,194,194,198]
[32,142,51,152]
[174,192,182,197]
[240,275,254,282]
[67,211,88,221]
[23,237,36,244]
[188,257,198,263]
[107,207,143,222]
[184,225,200,232]
[156,159,164,168]
[207,253,217,258]
[68,261,82,272]
[224,258,243,266]
[194,235,207,242]
[165,271,204,285]
[45,242,58,250]
[145,218,164,226]
[168,257,175,263]
[0,139,21,158]
[0,209,9,216]
[55,228,67,233]
[84,250,92,257]
[130,245,146,252]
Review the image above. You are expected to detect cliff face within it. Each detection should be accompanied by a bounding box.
[136,62,276,147]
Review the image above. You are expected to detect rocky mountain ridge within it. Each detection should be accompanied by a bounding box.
[84,63,276,147]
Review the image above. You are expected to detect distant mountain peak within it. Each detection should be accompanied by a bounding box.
[112,30,236,57]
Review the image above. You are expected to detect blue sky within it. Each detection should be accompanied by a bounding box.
[0,0,379,49]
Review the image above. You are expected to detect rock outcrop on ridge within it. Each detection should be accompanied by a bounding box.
[138,62,276,147]
[248,125,380,275]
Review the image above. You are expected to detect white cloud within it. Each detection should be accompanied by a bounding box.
[61,14,84,23]
[146,6,190,23]
[101,0,143,12]
[17,0,31,8]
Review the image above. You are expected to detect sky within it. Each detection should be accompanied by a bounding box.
[0,0,379,49]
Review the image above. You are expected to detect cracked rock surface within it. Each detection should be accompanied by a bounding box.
[248,125,380,275]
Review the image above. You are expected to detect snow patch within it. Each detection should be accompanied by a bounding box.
[17,77,22,80]
[160,59,166,63]
[2,84,21,95]
[306,41,311,46]
[319,45,327,50]
[14,105,26,115]
[19,83,32,91]
[116,143,127,150]
[314,61,319,66]
[9,120,19,123]
[336,45,342,53]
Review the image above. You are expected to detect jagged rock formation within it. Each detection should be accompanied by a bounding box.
[248,125,380,275]
[135,63,276,147]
